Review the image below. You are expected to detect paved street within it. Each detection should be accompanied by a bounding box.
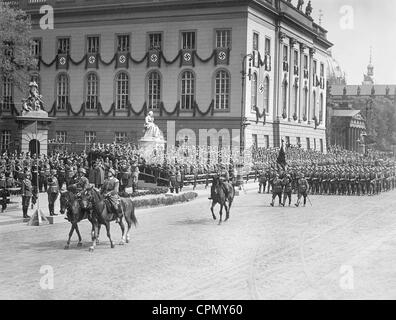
[1,185,396,300]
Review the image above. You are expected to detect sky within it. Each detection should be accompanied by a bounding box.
[310,0,396,85]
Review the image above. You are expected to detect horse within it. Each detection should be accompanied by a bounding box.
[80,187,138,252]
[210,176,235,225]
[60,190,100,249]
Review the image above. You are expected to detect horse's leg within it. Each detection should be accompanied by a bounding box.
[75,223,83,247]
[125,212,132,244]
[225,198,232,221]
[119,219,126,245]
[65,224,75,250]
[89,223,99,252]
[97,224,101,244]
[218,204,223,225]
[210,201,216,220]
[105,222,114,249]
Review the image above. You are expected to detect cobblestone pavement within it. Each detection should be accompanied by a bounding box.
[1,185,396,300]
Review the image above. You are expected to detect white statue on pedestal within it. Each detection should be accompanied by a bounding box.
[22,82,48,117]
[143,111,164,140]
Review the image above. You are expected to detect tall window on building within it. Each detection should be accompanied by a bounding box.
[215,70,230,110]
[147,71,161,109]
[149,33,162,50]
[30,38,42,57]
[55,131,67,143]
[320,63,324,77]
[303,87,308,119]
[85,131,96,146]
[265,37,271,54]
[216,30,231,49]
[86,73,99,110]
[306,137,310,150]
[293,84,298,117]
[312,90,317,118]
[57,37,70,54]
[251,73,257,109]
[253,32,259,51]
[56,73,69,110]
[1,76,13,110]
[117,34,130,52]
[296,137,301,147]
[283,45,288,62]
[115,132,127,144]
[282,80,287,116]
[181,32,196,50]
[320,139,323,153]
[319,93,324,122]
[87,36,100,54]
[1,130,11,151]
[115,72,129,110]
[313,60,317,83]
[304,55,308,70]
[180,71,195,110]
[263,76,269,112]
[252,134,258,148]
[264,135,269,149]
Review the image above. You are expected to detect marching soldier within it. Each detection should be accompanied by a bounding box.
[295,173,309,207]
[21,172,33,219]
[282,173,293,207]
[0,172,8,213]
[258,169,266,194]
[270,173,283,207]
[47,169,60,216]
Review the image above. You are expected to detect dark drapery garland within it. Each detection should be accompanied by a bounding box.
[192,100,214,117]
[254,106,266,125]
[38,49,227,70]
[159,101,180,117]
[127,101,147,117]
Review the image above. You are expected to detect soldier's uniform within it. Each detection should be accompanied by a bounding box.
[0,172,8,213]
[21,173,33,218]
[101,168,122,222]
[270,174,283,207]
[258,170,266,193]
[282,173,293,206]
[295,174,309,207]
[47,170,59,216]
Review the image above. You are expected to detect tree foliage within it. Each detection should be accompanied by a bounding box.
[0,1,36,91]
[351,96,396,151]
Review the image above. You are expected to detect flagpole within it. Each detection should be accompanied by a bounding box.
[35,120,42,224]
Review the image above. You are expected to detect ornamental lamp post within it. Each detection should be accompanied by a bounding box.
[240,53,253,155]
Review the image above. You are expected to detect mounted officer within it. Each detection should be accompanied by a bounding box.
[101,168,123,223]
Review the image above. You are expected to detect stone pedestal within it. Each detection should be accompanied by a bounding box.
[138,137,166,161]
[15,111,56,156]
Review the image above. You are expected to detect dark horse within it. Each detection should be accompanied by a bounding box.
[80,187,138,252]
[210,176,235,225]
[60,190,100,250]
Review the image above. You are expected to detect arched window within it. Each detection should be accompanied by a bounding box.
[148,71,161,109]
[86,73,98,110]
[215,70,230,110]
[263,76,269,112]
[251,73,257,110]
[319,93,324,123]
[1,76,13,110]
[56,73,69,110]
[115,72,129,110]
[180,71,195,110]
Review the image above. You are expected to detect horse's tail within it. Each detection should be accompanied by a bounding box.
[123,198,138,227]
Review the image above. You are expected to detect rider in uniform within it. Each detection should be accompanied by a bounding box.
[101,168,123,223]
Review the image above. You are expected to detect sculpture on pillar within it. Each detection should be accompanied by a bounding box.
[305,1,313,17]
[297,0,304,11]
[22,82,47,115]
[143,111,164,140]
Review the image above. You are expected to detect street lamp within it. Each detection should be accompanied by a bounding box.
[240,53,253,154]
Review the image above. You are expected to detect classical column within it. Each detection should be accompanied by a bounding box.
[299,43,307,123]
[308,48,315,125]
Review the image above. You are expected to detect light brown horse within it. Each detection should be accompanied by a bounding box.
[210,177,235,225]
[80,187,138,252]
